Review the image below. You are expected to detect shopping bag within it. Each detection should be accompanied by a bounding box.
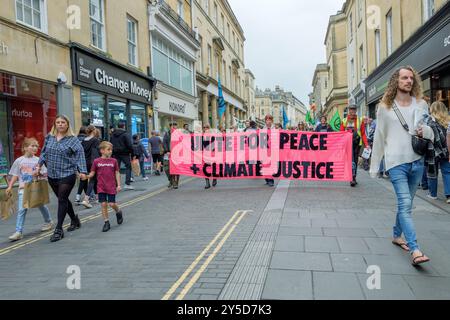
[361,147,372,160]
[131,159,141,177]
[23,179,50,209]
[1,189,17,221]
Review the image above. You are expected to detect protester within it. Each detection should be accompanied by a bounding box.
[149,131,163,176]
[275,123,282,130]
[315,116,332,132]
[297,122,306,131]
[6,138,53,241]
[86,141,123,232]
[341,105,369,187]
[370,66,433,266]
[264,115,275,187]
[243,120,251,132]
[425,101,450,202]
[76,125,100,208]
[163,122,180,189]
[37,115,87,242]
[132,134,150,181]
[110,122,134,190]
[202,123,217,189]
[249,120,258,131]
[183,124,192,134]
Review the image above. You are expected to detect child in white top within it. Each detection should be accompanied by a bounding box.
[6,138,53,241]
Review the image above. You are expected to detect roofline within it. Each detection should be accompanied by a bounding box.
[221,0,246,41]
[323,10,346,45]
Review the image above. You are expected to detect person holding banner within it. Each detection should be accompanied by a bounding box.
[163,122,180,189]
[6,138,53,241]
[315,116,333,133]
[202,124,218,189]
[370,66,433,266]
[264,115,275,187]
[340,105,369,187]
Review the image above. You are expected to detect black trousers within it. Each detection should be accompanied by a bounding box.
[48,174,77,230]
[114,154,132,185]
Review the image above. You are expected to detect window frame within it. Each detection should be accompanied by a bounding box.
[15,0,48,33]
[386,10,393,56]
[127,15,138,67]
[375,29,381,66]
[89,0,106,51]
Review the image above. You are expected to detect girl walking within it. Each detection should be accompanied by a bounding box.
[6,138,53,241]
[37,115,87,242]
[86,141,123,232]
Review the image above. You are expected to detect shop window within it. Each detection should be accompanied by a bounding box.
[9,79,57,160]
[16,0,48,33]
[81,89,106,138]
[0,100,10,180]
[130,103,147,138]
[108,99,126,130]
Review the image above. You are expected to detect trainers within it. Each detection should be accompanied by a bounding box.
[9,232,23,242]
[82,200,93,209]
[427,194,438,200]
[41,222,54,232]
[75,195,81,205]
[143,177,149,181]
[130,178,135,182]
[447,197,450,204]
[116,211,124,225]
[102,221,111,232]
[124,185,135,190]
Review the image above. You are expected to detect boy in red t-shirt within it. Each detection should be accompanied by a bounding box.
[86,141,123,232]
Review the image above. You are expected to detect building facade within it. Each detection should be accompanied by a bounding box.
[192,0,247,130]
[365,0,450,118]
[255,86,306,127]
[149,0,200,133]
[311,63,329,116]
[323,9,348,121]
[244,69,256,121]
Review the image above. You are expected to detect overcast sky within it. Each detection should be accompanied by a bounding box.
[228,0,344,106]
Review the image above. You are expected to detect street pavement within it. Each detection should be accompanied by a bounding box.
[1,170,450,300]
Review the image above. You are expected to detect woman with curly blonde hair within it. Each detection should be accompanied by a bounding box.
[370,66,434,266]
[425,101,450,202]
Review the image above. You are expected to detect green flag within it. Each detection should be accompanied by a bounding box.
[305,111,315,126]
[330,110,341,131]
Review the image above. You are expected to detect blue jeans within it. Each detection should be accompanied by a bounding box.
[428,159,450,198]
[421,164,428,189]
[15,190,52,233]
[140,160,146,178]
[388,159,424,253]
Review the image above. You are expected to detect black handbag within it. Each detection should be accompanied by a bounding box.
[392,102,429,156]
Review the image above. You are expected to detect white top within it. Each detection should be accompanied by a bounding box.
[9,155,47,189]
[369,97,434,177]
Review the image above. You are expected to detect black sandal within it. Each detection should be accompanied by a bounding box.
[412,254,430,266]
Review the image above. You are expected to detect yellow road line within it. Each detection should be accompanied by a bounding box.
[161,210,243,300]
[175,210,250,300]
[0,178,195,256]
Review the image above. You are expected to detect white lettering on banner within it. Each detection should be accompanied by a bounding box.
[12,109,32,118]
[444,35,450,47]
[169,102,186,114]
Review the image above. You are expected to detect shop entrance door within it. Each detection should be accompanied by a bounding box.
[108,98,127,130]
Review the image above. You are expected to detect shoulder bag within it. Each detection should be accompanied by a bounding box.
[392,102,429,156]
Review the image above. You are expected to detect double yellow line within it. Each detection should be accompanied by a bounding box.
[162,209,251,300]
[0,178,194,256]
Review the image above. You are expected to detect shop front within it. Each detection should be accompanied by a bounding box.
[153,85,197,134]
[71,44,155,140]
[0,71,57,173]
[366,2,450,115]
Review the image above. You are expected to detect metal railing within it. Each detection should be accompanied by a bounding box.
[158,0,198,42]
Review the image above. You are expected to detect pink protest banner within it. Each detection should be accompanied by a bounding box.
[169,129,353,182]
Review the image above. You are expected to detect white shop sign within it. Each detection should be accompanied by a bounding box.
[155,91,196,119]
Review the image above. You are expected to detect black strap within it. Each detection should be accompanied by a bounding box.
[392,102,411,133]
